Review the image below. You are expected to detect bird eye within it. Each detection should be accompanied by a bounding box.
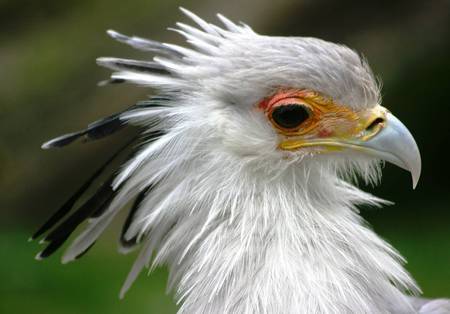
[271,104,310,129]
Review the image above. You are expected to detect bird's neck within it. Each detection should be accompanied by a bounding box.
[148,157,418,313]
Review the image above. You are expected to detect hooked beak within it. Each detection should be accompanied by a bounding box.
[357,112,421,188]
[357,112,422,188]
[280,107,422,188]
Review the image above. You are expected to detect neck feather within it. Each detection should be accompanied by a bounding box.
[122,136,419,314]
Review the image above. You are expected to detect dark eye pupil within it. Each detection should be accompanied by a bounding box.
[271,104,309,129]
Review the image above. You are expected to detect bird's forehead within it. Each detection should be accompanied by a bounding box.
[208,34,381,110]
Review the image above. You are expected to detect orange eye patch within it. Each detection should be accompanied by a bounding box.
[258,89,360,138]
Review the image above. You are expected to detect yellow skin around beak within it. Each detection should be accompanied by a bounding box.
[260,89,422,188]
[279,103,388,151]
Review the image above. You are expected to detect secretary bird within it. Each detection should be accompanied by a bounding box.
[32,8,450,314]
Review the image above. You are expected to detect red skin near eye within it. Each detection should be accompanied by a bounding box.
[258,90,310,111]
[258,89,322,135]
[318,128,333,138]
[258,88,362,140]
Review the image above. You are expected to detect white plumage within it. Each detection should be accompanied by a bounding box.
[33,8,450,314]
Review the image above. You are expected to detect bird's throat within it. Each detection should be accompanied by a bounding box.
[162,164,418,314]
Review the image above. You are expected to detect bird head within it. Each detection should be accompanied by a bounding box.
[104,8,421,190]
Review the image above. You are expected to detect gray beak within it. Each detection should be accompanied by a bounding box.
[362,112,422,189]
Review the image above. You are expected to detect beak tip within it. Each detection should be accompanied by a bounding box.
[370,111,422,191]
[411,166,421,190]
[412,177,419,190]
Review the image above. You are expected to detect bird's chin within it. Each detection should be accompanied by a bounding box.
[279,112,421,189]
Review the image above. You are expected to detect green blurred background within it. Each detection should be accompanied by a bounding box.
[1,0,449,313]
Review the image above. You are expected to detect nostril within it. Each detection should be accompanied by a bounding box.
[366,117,385,131]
